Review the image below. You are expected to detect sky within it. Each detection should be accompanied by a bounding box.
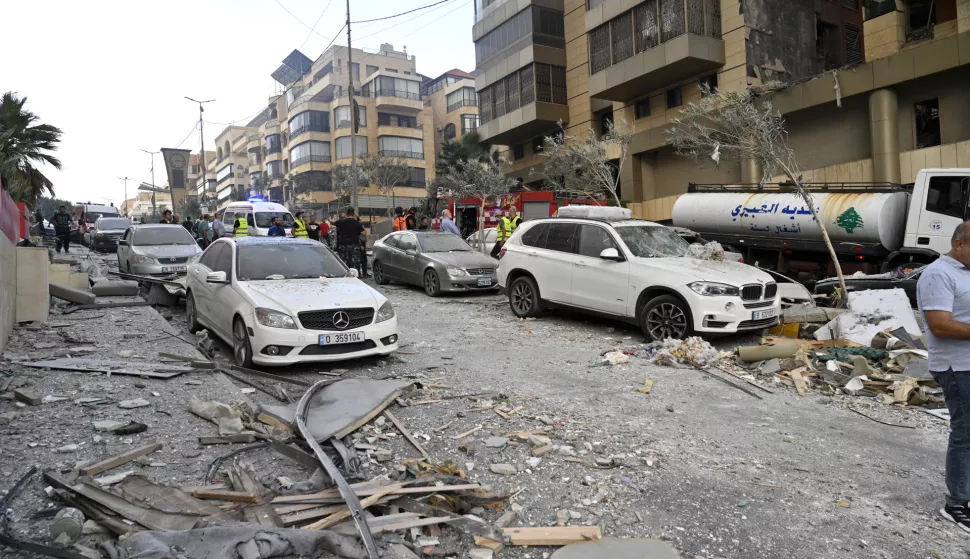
[0,0,475,207]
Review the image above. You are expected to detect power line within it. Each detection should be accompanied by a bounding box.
[354,0,466,43]
[272,0,330,38]
[300,0,338,49]
[351,0,454,24]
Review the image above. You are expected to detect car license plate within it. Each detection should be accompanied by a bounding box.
[752,308,777,320]
[477,277,492,287]
[319,332,365,345]
[161,266,187,273]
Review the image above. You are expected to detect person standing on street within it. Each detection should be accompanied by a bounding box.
[159,210,173,224]
[439,209,460,235]
[918,221,970,532]
[491,205,522,258]
[321,218,332,247]
[292,211,309,239]
[196,214,211,248]
[405,207,417,230]
[233,215,249,237]
[51,205,72,253]
[267,216,286,237]
[307,214,321,242]
[335,207,364,271]
[393,207,407,231]
[418,216,430,230]
[211,213,226,239]
[358,216,369,278]
[182,215,196,237]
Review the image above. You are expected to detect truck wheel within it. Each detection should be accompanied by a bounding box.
[640,295,692,342]
[509,276,541,318]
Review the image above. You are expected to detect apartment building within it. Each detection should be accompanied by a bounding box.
[473,0,970,222]
[424,69,481,148]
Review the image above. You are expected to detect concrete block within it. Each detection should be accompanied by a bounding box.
[14,389,41,406]
[92,281,139,297]
[49,283,96,305]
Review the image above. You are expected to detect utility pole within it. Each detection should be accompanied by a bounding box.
[346,0,359,210]
[185,97,215,208]
[117,176,131,217]
[140,149,159,217]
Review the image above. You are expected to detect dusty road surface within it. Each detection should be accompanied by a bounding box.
[0,245,965,559]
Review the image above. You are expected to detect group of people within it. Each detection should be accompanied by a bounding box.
[157,209,228,249]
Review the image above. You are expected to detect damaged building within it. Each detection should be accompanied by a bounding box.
[474,0,970,219]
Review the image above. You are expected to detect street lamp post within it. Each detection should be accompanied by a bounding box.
[140,149,159,217]
[185,97,215,203]
[117,176,131,217]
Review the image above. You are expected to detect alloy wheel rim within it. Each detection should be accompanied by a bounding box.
[233,322,247,365]
[511,283,532,314]
[187,297,195,327]
[425,271,437,294]
[374,263,383,283]
[646,303,687,339]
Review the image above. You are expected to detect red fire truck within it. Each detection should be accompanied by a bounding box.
[428,191,604,237]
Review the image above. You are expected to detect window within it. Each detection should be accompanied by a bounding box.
[925,176,970,219]
[475,6,565,66]
[700,74,718,95]
[351,62,360,82]
[512,143,525,160]
[443,123,457,141]
[578,225,618,257]
[200,242,223,269]
[816,21,841,71]
[597,108,614,136]
[369,76,421,99]
[542,223,579,253]
[915,99,941,149]
[377,113,418,128]
[267,160,283,178]
[289,110,330,137]
[461,114,479,134]
[237,244,346,280]
[290,141,331,167]
[634,98,651,119]
[408,167,426,187]
[213,242,233,275]
[366,65,379,77]
[447,87,477,112]
[266,134,281,154]
[666,88,682,109]
[521,223,547,247]
[216,163,233,183]
[335,136,369,159]
[334,105,367,128]
[378,136,423,159]
[385,68,398,73]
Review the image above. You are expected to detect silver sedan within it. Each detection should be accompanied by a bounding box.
[371,231,500,296]
[118,224,202,276]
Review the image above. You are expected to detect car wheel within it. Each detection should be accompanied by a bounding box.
[508,276,541,318]
[186,293,201,334]
[640,295,691,342]
[423,269,440,297]
[373,261,389,285]
[232,318,254,368]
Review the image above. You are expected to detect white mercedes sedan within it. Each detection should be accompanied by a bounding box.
[185,237,399,367]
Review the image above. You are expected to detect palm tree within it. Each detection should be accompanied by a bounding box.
[0,92,63,205]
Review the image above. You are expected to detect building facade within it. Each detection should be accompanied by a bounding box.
[424,69,481,148]
[472,0,970,221]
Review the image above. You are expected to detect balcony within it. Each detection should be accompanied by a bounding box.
[587,0,724,102]
[369,88,424,112]
[291,154,332,168]
[376,125,424,139]
[379,149,424,159]
[447,99,478,113]
[261,119,280,134]
[477,102,568,145]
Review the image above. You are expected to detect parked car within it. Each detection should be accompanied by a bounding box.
[185,237,398,367]
[84,216,132,251]
[371,231,499,296]
[496,214,781,341]
[466,228,498,254]
[814,265,924,307]
[73,203,121,243]
[117,224,202,276]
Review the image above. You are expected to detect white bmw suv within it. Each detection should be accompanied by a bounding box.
[496,215,780,341]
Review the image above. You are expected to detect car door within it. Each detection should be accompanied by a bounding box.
[190,242,223,323]
[118,228,132,268]
[396,233,421,285]
[572,224,630,315]
[529,222,579,304]
[380,234,404,280]
[206,243,239,340]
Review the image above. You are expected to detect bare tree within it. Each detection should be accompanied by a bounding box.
[438,157,518,253]
[360,153,412,216]
[535,121,632,206]
[666,85,848,302]
[332,163,367,206]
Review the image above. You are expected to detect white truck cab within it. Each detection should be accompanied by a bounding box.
[902,168,970,260]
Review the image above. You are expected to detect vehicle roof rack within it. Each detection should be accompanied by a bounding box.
[687,181,912,194]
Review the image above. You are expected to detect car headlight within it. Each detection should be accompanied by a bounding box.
[446,267,467,277]
[375,300,395,323]
[688,281,740,296]
[132,254,157,264]
[255,308,297,329]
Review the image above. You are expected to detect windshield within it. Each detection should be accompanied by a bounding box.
[256,212,294,228]
[133,227,197,246]
[616,226,690,258]
[85,211,118,223]
[419,234,473,252]
[237,244,347,280]
[98,218,131,230]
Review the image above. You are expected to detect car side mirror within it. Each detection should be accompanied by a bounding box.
[600,248,622,261]
[405,249,417,256]
[206,271,228,284]
[118,240,128,246]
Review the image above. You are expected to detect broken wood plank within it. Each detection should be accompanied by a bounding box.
[450,426,482,439]
[268,441,320,471]
[272,483,482,504]
[410,399,442,406]
[432,420,454,433]
[280,504,347,526]
[493,408,511,420]
[78,442,162,476]
[384,410,431,462]
[190,489,259,503]
[789,367,809,396]
[507,405,524,416]
[692,366,764,400]
[475,536,505,553]
[198,434,258,445]
[302,483,406,530]
[370,516,453,534]
[505,526,602,546]
[257,412,295,434]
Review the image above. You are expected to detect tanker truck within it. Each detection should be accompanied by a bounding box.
[671,168,970,284]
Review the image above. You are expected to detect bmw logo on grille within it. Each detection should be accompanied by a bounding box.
[332,311,350,330]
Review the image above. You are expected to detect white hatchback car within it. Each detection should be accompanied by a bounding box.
[185,237,399,367]
[496,216,780,341]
